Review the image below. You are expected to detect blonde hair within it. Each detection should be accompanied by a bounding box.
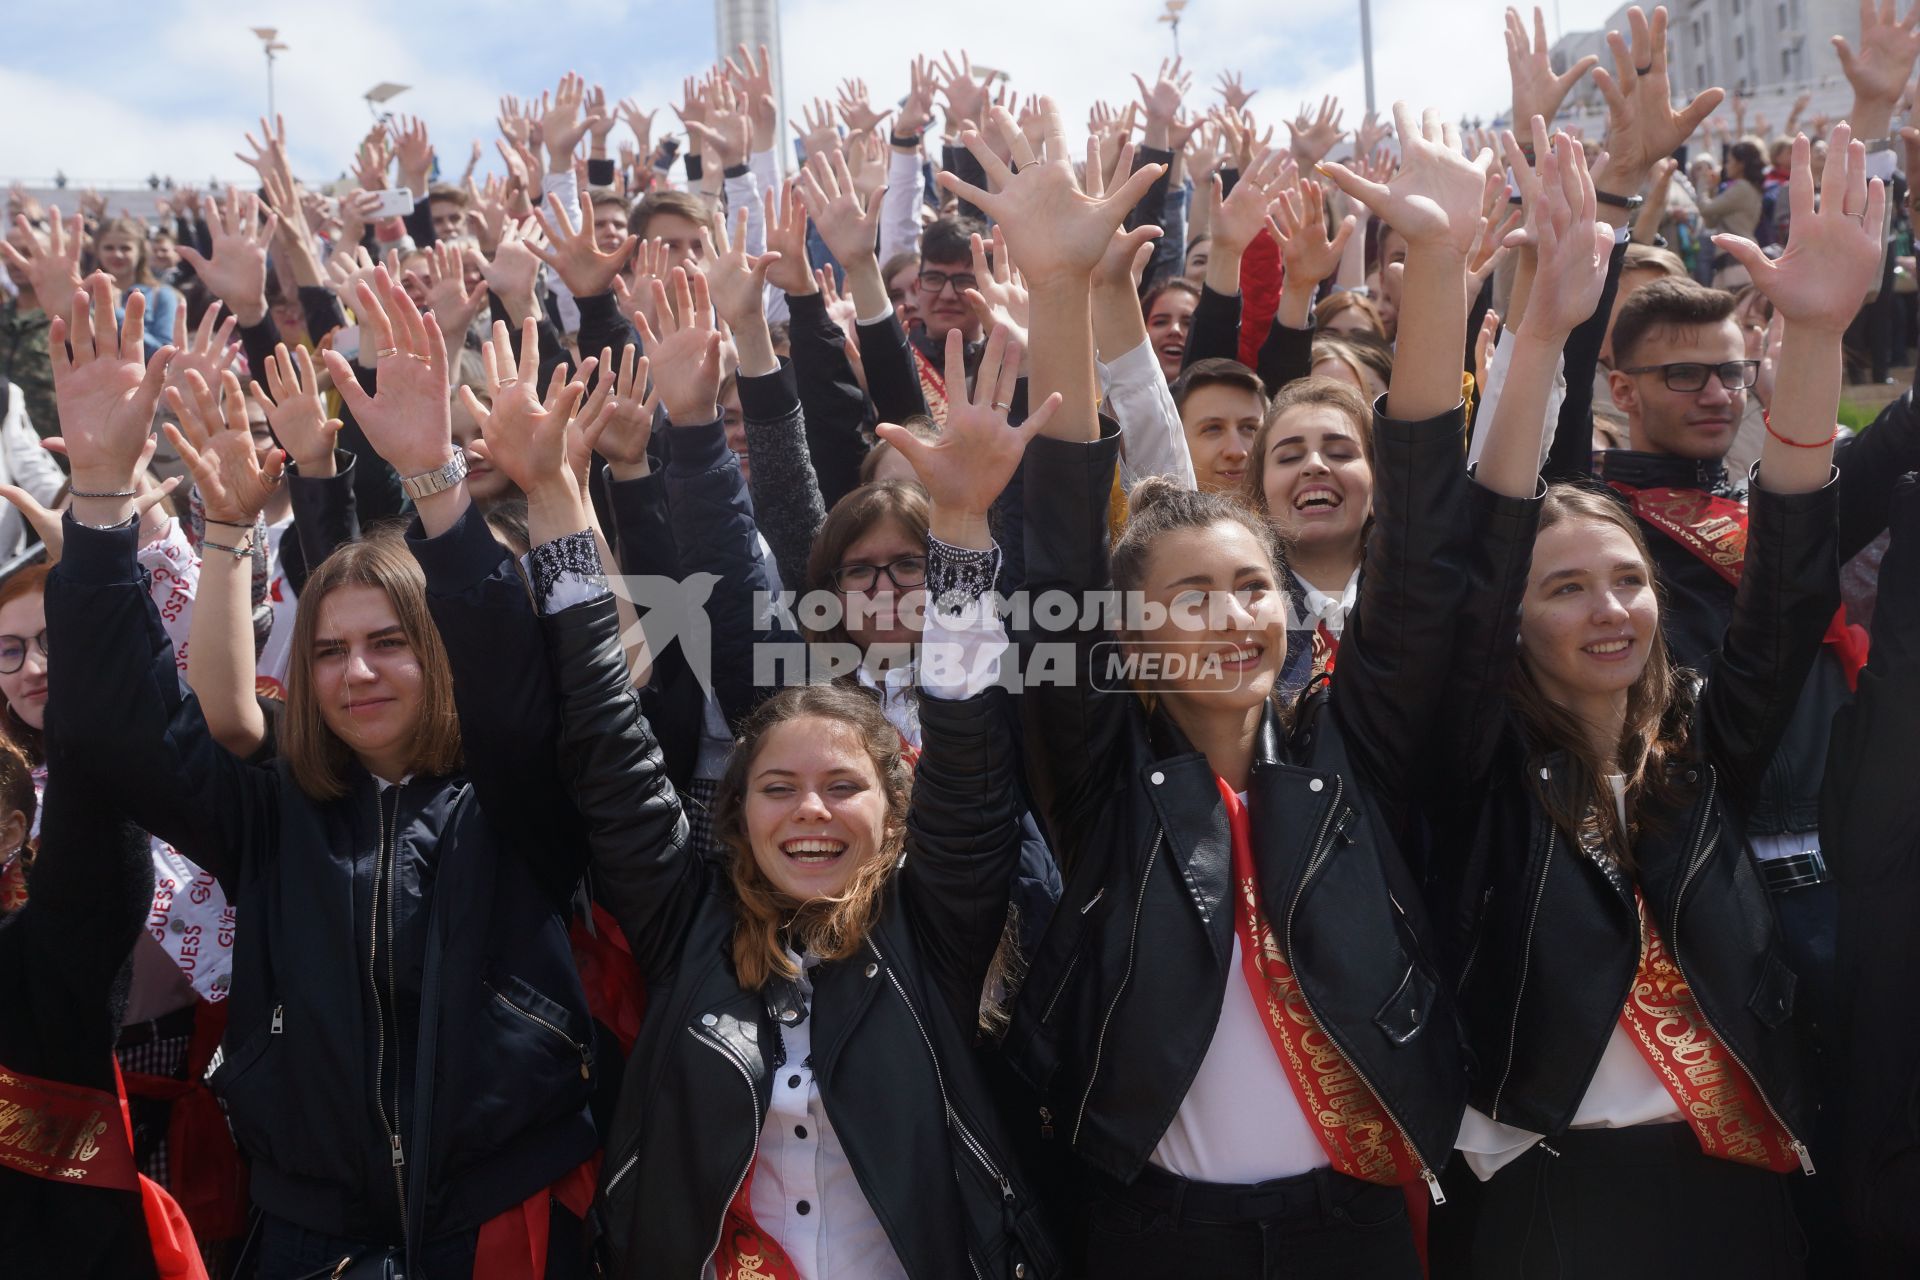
[713,684,912,990]
[283,536,462,800]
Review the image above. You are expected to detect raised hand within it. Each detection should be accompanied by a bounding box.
[618,99,659,159]
[1211,147,1292,256]
[798,148,885,269]
[393,115,434,194]
[176,188,278,325]
[49,276,175,505]
[938,98,1163,284]
[1592,6,1724,196]
[473,219,547,322]
[938,50,990,128]
[164,369,284,526]
[632,269,722,426]
[317,266,453,477]
[164,300,238,405]
[1507,6,1597,131]
[249,343,341,474]
[963,227,1030,347]
[1353,109,1392,159]
[1834,0,1920,121]
[0,209,86,315]
[235,113,293,190]
[456,318,591,499]
[875,325,1060,533]
[845,130,887,205]
[1502,119,1612,338]
[424,240,487,339]
[761,181,815,296]
[791,96,841,159]
[1287,95,1348,167]
[701,206,781,330]
[353,125,393,191]
[897,55,942,140]
[322,244,382,310]
[1266,178,1357,288]
[837,77,893,135]
[586,87,620,151]
[541,71,596,168]
[723,43,779,151]
[530,191,637,298]
[613,236,670,334]
[690,78,755,169]
[1717,124,1887,334]
[1134,56,1193,150]
[1085,137,1164,292]
[1317,102,1497,256]
[1214,70,1257,112]
[577,343,659,479]
[464,175,512,254]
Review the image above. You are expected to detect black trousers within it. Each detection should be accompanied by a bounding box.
[1084,1161,1423,1278]
[1468,1124,1806,1279]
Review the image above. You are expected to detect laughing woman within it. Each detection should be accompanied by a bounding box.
[1435,123,1877,1276]
[938,100,1490,1275]
[489,277,1066,1275]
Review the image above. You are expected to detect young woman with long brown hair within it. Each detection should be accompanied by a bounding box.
[1433,121,1879,1275]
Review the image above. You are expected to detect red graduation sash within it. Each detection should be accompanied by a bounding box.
[1617,894,1806,1173]
[1215,780,1427,1189]
[717,1156,803,1280]
[0,1062,138,1189]
[1608,481,1869,690]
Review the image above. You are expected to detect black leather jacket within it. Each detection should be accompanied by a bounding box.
[542,595,1060,1278]
[1432,472,1840,1149]
[1003,409,1474,1194]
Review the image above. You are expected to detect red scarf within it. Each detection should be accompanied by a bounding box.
[1608,481,1869,690]
[0,1058,209,1280]
[1618,893,1808,1172]
[1215,780,1431,1190]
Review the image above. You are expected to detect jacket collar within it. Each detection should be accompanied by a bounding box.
[1597,447,1739,498]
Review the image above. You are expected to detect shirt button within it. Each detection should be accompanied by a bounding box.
[788,1075,802,1089]
[170,918,186,934]
[1308,778,1324,792]
[795,1124,808,1139]
[1149,771,1165,785]
[796,1200,811,1215]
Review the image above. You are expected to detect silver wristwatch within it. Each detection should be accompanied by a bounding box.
[400,451,469,500]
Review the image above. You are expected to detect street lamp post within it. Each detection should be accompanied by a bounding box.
[364,82,411,126]
[251,27,288,118]
[1159,0,1188,57]
[1359,0,1376,115]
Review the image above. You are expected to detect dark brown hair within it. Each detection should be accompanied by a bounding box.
[1170,356,1266,416]
[713,683,913,990]
[1510,485,1694,864]
[803,481,931,649]
[919,214,986,266]
[93,217,156,287]
[1142,276,1202,326]
[629,190,710,240]
[1314,290,1387,339]
[1245,376,1375,523]
[283,536,462,800]
[1609,277,1738,369]
[858,417,940,485]
[1111,476,1286,598]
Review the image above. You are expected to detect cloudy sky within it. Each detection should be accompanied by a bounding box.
[4,0,1676,191]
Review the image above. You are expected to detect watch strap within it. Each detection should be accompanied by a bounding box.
[400,452,469,501]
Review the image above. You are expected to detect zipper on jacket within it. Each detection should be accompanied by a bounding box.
[1666,766,1815,1175]
[366,786,407,1223]
[270,1005,284,1034]
[695,1026,765,1278]
[1282,780,1446,1203]
[1491,828,1557,1125]
[867,938,1003,1277]
[1039,952,1082,1025]
[1074,829,1164,1145]
[1456,886,1494,994]
[486,982,591,1080]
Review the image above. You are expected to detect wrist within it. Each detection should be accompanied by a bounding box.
[664,400,717,427]
[1850,99,1897,140]
[928,507,993,550]
[232,298,268,327]
[608,457,651,482]
[292,449,337,478]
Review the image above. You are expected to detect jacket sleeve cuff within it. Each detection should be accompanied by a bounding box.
[406,499,511,595]
[785,289,829,325]
[574,290,622,330]
[287,448,357,488]
[1023,415,1124,471]
[663,418,731,474]
[56,513,143,586]
[737,360,800,423]
[1746,465,1842,524]
[1370,396,1467,456]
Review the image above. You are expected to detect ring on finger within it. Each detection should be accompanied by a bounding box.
[375,346,400,359]
[496,376,521,387]
[992,400,1013,411]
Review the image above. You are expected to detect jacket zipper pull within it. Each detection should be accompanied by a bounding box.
[579,1046,592,1081]
[998,1174,1014,1202]
[270,1005,284,1034]
[1792,1141,1815,1176]
[1422,1168,1446,1205]
[1038,1107,1053,1140]
[390,1135,405,1168]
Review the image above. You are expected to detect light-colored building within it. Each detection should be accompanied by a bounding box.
[714,0,787,173]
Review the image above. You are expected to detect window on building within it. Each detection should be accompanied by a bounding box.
[1735,33,1745,60]
[1782,48,1791,77]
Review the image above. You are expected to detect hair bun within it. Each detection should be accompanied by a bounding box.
[1125,475,1187,519]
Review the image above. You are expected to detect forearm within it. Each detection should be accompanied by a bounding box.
[843,253,890,322]
[1504,248,1537,333]
[879,147,925,265]
[1757,322,1843,494]
[1474,330,1561,497]
[1091,278,1149,365]
[1274,279,1315,331]
[1334,213,1367,286]
[1387,249,1470,422]
[1203,239,1246,297]
[183,540,267,757]
[1028,278,1100,442]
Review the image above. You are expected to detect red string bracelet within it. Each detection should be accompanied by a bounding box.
[1762,410,1839,449]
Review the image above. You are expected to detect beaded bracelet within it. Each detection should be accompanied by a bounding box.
[68,486,137,499]
[200,536,255,559]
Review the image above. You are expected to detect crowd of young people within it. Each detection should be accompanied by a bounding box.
[3,3,1920,1277]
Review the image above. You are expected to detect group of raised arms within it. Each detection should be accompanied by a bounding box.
[5,4,1920,1278]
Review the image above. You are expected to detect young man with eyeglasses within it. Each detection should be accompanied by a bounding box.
[1586,273,1920,1270]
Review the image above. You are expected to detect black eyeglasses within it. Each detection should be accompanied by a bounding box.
[916,270,977,298]
[1618,360,1760,392]
[831,555,929,593]
[0,630,46,675]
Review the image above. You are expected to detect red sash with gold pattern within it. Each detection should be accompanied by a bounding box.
[910,344,949,428]
[717,1157,803,1280]
[1608,480,1868,689]
[0,1063,139,1189]
[1215,780,1427,1189]
[1311,621,1340,682]
[1618,893,1806,1173]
